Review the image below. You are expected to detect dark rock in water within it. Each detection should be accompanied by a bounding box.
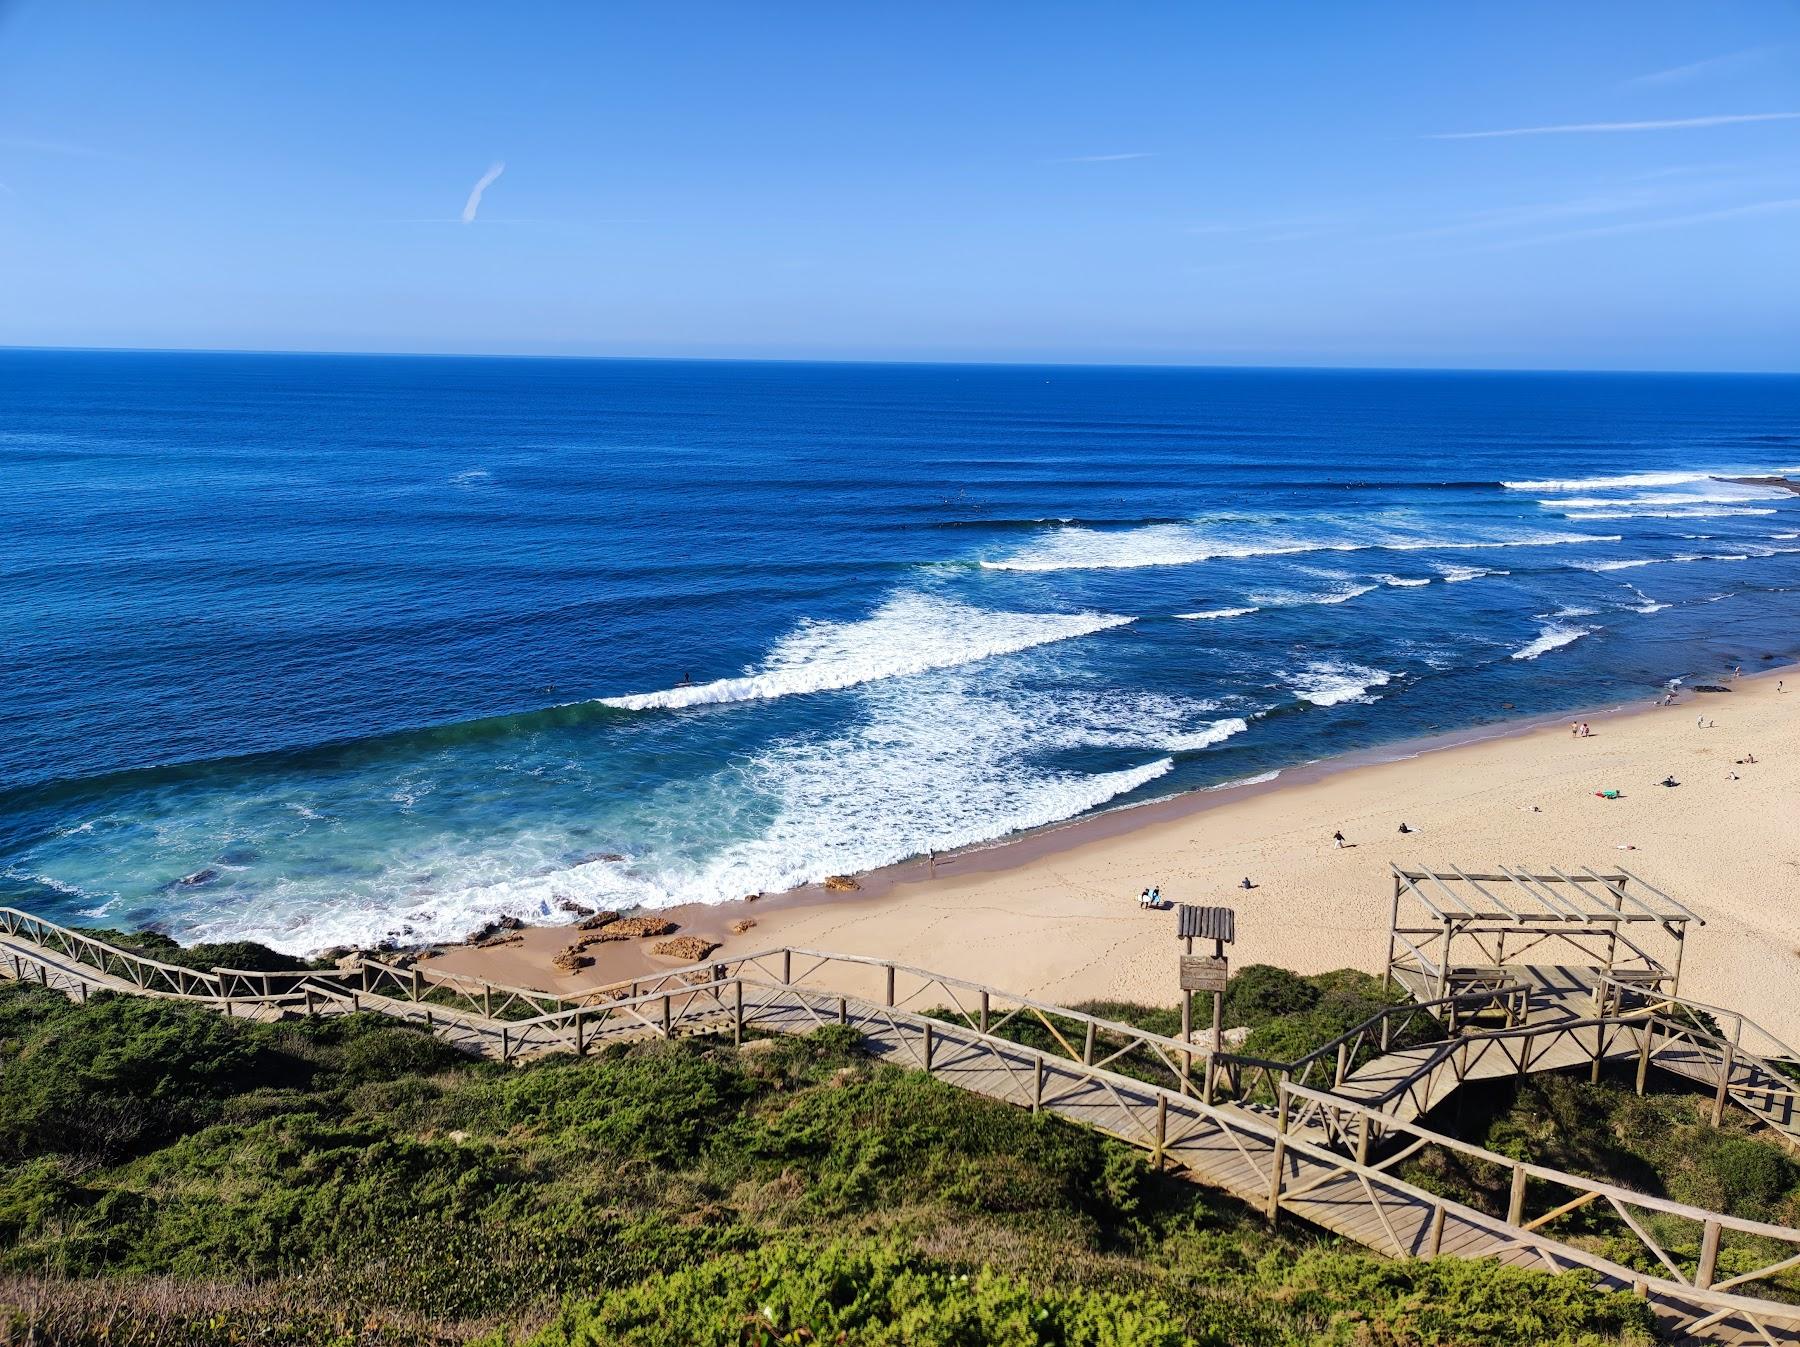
[318,945,354,962]
[177,868,220,887]
[1762,654,1777,661]
[1693,684,1731,693]
[464,914,527,945]
[555,896,596,917]
[569,850,626,865]
[1714,474,1800,495]
[215,848,259,866]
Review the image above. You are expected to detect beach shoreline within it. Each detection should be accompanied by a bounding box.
[430,659,1800,1037]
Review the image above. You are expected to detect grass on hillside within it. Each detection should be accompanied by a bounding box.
[0,979,1659,1346]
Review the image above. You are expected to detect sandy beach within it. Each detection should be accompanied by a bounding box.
[433,665,1800,1041]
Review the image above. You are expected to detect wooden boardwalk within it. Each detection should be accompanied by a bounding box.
[3,909,1798,1344]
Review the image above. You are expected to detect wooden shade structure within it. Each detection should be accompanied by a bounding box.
[1383,863,1701,1001]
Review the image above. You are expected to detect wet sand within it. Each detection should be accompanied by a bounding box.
[431,664,1800,1040]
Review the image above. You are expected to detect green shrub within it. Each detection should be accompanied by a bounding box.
[520,1238,1190,1347]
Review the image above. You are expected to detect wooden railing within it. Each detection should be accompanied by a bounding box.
[1206,981,1526,1109]
[1284,1080,1800,1311]
[5,918,1800,1339]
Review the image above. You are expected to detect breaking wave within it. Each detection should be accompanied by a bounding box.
[1511,623,1590,660]
[1289,661,1392,707]
[601,593,1133,710]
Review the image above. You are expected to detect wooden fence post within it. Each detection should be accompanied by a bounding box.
[923,1021,935,1072]
[885,964,895,1007]
[1636,1021,1654,1095]
[1712,1043,1735,1127]
[1153,1095,1168,1170]
[979,990,989,1035]
[500,1026,511,1062]
[733,980,744,1045]
[837,997,848,1025]
[1697,1219,1722,1290]
[412,967,423,1002]
[661,993,672,1039]
[1082,1021,1095,1065]
[1266,1086,1291,1223]
[1427,1203,1446,1256]
[574,1009,587,1056]
[1335,1041,1350,1087]
[782,950,792,985]
[1507,1164,1528,1226]
[1032,1057,1044,1113]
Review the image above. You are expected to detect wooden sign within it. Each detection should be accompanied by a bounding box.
[1179,954,1229,993]
[1177,905,1236,944]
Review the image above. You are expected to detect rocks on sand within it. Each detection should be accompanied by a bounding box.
[585,915,678,943]
[729,918,757,935]
[651,935,719,962]
[823,875,859,892]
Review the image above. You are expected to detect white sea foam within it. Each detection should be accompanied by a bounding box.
[601,592,1133,710]
[1374,573,1432,587]
[1511,623,1590,660]
[980,523,1352,572]
[1175,606,1259,620]
[1564,507,1777,520]
[1504,469,1786,493]
[1435,563,1507,582]
[1623,585,1668,614]
[1289,661,1392,707]
[1542,490,1783,509]
[1568,558,1657,572]
[981,520,1618,573]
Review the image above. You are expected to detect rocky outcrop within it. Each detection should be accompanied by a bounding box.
[823,875,859,892]
[651,936,719,962]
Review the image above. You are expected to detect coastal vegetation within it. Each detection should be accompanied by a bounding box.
[0,975,1660,1346]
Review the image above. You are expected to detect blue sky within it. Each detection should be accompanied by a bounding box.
[1,2,1797,369]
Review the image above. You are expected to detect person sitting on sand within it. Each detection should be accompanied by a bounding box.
[1746,751,1758,764]
[1660,775,1680,788]
[1397,821,1414,834]
[1580,722,1591,737]
[1239,877,1254,890]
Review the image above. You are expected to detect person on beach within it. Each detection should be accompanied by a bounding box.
[1570,721,1579,737]
[1580,722,1591,738]
[1138,887,1151,908]
[1149,885,1162,907]
[1332,829,1346,848]
[1239,877,1254,890]
[1397,821,1414,834]
[1698,714,1705,729]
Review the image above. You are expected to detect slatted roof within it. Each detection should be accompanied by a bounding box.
[1392,863,1702,927]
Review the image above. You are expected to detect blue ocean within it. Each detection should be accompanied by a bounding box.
[2,350,1797,952]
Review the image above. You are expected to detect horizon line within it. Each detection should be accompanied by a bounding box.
[1,340,1797,379]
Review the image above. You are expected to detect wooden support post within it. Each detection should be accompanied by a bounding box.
[922,1021,935,1072]
[979,990,989,1035]
[304,986,316,1017]
[1507,1165,1528,1226]
[885,964,895,1007]
[838,996,848,1025]
[1712,1043,1735,1127]
[661,993,672,1039]
[733,980,744,1045]
[574,1009,586,1056]
[1153,1095,1168,1170]
[782,949,792,985]
[1356,1110,1372,1167]
[1082,1020,1095,1065]
[362,963,372,992]
[1266,1086,1290,1223]
[1032,1057,1044,1113]
[1335,1041,1349,1087]
[412,967,423,1001]
[1636,1022,1654,1095]
[483,986,492,1018]
[1427,1203,1446,1257]
[1590,1017,1605,1085]
[1697,1219,1722,1290]
[500,1027,511,1062]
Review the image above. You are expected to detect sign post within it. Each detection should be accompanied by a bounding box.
[1177,905,1236,1094]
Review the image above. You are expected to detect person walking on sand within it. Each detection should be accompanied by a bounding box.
[1332,829,1346,849]
[1570,721,1580,737]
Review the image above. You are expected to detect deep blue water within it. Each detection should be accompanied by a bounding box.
[2,350,1797,951]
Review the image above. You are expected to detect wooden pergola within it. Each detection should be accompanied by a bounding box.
[1383,863,1702,1000]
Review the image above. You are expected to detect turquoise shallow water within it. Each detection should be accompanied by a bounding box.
[2,351,1797,950]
